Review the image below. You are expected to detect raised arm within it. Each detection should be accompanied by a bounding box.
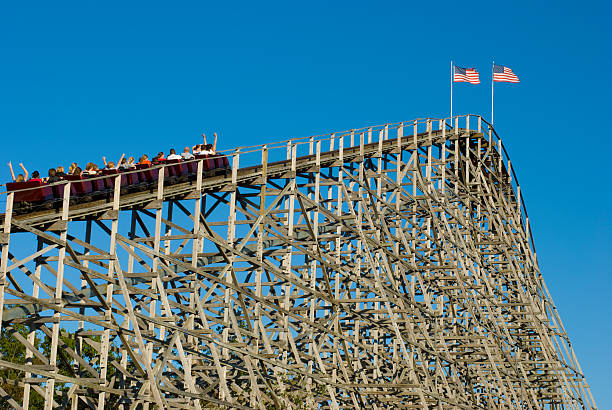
[202,133,207,145]
[7,161,15,182]
[213,132,218,153]
[102,156,108,167]
[19,163,28,181]
[115,153,125,170]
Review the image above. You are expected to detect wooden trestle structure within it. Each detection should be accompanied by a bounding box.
[0,115,595,409]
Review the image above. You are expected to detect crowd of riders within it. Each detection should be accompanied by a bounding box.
[7,133,218,184]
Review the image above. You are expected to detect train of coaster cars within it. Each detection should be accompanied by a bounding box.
[5,155,230,214]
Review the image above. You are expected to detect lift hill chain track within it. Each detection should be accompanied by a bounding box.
[0,115,595,408]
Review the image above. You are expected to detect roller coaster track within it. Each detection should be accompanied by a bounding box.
[0,115,596,408]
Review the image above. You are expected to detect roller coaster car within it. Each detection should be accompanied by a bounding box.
[6,181,52,204]
[6,155,231,214]
[63,175,93,197]
[194,154,231,176]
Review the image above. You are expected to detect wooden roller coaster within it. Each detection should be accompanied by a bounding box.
[0,115,596,409]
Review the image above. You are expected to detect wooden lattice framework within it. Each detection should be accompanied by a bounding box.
[0,115,596,409]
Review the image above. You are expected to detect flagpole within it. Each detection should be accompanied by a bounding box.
[450,60,453,118]
[491,60,494,125]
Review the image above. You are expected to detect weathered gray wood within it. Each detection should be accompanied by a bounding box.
[0,116,595,409]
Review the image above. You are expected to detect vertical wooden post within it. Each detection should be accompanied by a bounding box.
[427,119,432,186]
[282,143,297,375]
[441,124,447,195]
[397,123,403,211]
[118,215,130,410]
[396,120,404,299]
[360,132,364,158]
[413,120,418,201]
[221,149,239,402]
[517,185,522,220]
[187,159,204,409]
[146,165,165,395]
[253,145,267,405]
[328,135,335,212]
[232,148,239,187]
[191,159,204,271]
[258,145,268,262]
[498,139,503,175]
[454,133,459,195]
[44,181,71,410]
[333,135,344,385]
[307,140,321,399]
[257,145,267,290]
[23,236,42,409]
[508,160,513,184]
[339,134,344,167]
[97,175,121,410]
[465,128,470,188]
[355,133,365,366]
[0,192,14,336]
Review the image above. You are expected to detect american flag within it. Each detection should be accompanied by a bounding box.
[493,64,519,83]
[453,66,480,84]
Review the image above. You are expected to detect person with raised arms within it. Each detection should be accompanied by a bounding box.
[201,132,218,155]
[102,153,125,170]
[7,161,28,182]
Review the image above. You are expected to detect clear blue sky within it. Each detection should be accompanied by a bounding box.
[1,1,610,405]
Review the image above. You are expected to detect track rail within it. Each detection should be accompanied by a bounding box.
[3,115,531,245]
